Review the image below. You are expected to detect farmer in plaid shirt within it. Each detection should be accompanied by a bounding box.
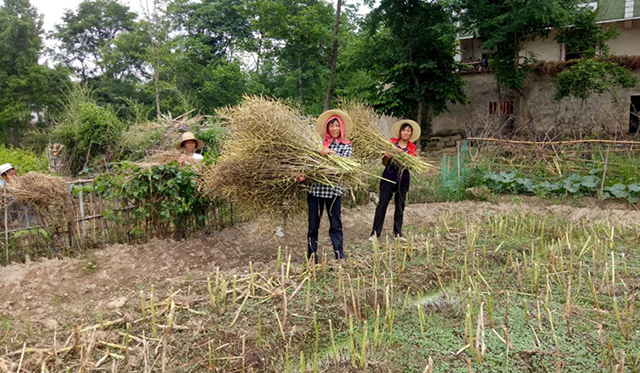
[297,110,353,263]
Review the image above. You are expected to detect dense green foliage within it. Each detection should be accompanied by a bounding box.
[0,0,70,146]
[552,9,638,102]
[456,0,577,93]
[1,0,631,155]
[553,59,639,101]
[53,87,123,173]
[556,9,619,59]
[358,0,467,134]
[94,162,214,238]
[0,145,48,173]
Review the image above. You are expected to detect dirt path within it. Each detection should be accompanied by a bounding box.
[1,197,638,331]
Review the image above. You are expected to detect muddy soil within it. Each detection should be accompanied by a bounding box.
[1,197,638,331]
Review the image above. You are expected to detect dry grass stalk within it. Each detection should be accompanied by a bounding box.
[340,101,432,173]
[121,112,216,160]
[199,96,363,217]
[131,150,202,170]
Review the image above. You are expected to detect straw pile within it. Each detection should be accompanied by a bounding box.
[120,111,213,160]
[199,96,363,217]
[341,101,432,173]
[131,150,203,170]
[1,172,76,224]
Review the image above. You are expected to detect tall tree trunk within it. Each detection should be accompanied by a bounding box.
[410,54,424,147]
[513,42,526,136]
[416,98,424,149]
[13,122,19,147]
[153,51,161,120]
[323,0,342,111]
[298,57,303,103]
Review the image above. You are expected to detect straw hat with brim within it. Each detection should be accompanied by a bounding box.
[176,132,204,150]
[391,120,421,142]
[0,163,14,175]
[316,110,353,139]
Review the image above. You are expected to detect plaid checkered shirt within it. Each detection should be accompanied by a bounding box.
[308,142,352,198]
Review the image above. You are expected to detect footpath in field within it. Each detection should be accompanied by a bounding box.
[0,196,637,329]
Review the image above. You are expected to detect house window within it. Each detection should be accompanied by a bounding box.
[630,95,640,134]
[565,48,584,61]
[489,101,514,115]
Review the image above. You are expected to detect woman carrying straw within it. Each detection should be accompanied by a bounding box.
[297,110,353,263]
[370,119,420,240]
[176,132,205,163]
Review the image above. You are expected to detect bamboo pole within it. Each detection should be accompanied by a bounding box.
[457,140,461,186]
[4,183,8,264]
[468,137,640,146]
[79,189,86,238]
[599,146,610,200]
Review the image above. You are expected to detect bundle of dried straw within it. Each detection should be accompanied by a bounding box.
[341,101,432,173]
[1,172,76,223]
[199,96,363,217]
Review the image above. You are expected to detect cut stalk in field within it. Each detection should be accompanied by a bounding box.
[139,291,147,318]
[349,315,357,368]
[373,306,380,348]
[232,275,237,309]
[281,264,288,326]
[257,311,262,345]
[329,319,339,364]
[207,277,215,312]
[150,286,158,339]
[359,320,368,369]
[417,293,425,335]
[487,293,495,329]
[313,311,319,373]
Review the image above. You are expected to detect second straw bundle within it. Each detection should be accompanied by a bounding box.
[199,96,363,217]
[342,101,431,173]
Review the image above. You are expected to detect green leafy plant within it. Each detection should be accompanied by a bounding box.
[0,145,48,174]
[53,87,123,174]
[94,162,216,238]
[480,170,640,202]
[553,59,638,102]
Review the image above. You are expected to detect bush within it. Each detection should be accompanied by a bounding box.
[54,102,122,174]
[52,87,123,174]
[0,145,48,174]
[94,162,216,238]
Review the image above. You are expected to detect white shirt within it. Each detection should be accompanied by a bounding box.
[192,153,204,161]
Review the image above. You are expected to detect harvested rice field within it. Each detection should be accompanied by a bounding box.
[1,197,639,372]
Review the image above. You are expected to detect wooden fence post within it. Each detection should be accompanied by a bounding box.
[4,183,8,264]
[79,189,86,238]
[599,146,610,200]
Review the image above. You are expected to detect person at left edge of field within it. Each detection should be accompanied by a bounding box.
[0,163,17,187]
[296,110,353,263]
[176,132,205,163]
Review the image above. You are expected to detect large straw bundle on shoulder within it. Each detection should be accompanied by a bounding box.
[199,96,363,217]
[342,101,432,173]
[1,172,76,225]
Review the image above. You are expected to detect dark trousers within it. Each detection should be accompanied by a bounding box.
[371,179,410,238]
[307,194,346,261]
